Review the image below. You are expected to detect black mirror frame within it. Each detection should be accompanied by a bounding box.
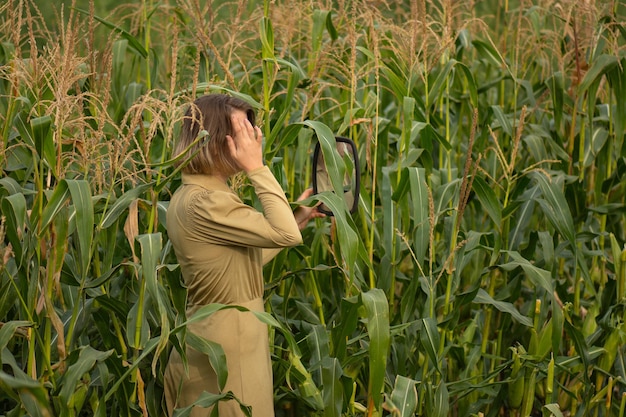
[312,136,360,216]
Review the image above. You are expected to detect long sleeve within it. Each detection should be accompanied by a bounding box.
[186,167,302,248]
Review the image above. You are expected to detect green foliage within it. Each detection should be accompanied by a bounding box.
[1,0,626,416]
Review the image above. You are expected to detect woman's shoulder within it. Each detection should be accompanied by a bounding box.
[172,183,242,217]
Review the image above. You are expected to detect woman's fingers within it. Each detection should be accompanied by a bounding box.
[232,115,255,141]
[296,188,314,201]
[228,113,264,173]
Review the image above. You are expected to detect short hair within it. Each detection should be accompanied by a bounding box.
[174,94,256,176]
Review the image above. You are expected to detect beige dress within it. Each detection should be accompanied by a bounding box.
[164,166,302,417]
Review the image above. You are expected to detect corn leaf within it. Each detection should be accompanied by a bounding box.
[321,357,343,417]
[388,375,418,417]
[473,288,532,327]
[65,180,94,281]
[171,391,251,417]
[58,346,113,407]
[472,176,502,229]
[420,317,442,374]
[74,8,148,58]
[185,333,228,391]
[408,167,430,267]
[361,288,390,414]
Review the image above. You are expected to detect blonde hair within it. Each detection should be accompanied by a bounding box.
[175,94,256,176]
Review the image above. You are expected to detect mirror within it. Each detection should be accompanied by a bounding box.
[312,136,360,216]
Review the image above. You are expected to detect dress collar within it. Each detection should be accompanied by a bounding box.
[181,173,232,192]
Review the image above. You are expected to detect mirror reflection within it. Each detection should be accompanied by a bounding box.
[312,136,360,216]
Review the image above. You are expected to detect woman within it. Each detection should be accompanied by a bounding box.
[164,94,322,416]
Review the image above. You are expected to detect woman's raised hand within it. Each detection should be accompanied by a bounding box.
[226,111,264,173]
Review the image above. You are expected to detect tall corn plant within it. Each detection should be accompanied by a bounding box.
[1,0,626,416]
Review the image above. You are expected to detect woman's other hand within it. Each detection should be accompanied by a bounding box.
[226,110,264,173]
[294,188,326,230]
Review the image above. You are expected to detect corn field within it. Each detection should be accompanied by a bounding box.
[1,0,625,416]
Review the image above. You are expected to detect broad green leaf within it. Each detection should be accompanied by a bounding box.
[259,17,275,60]
[74,8,148,58]
[531,172,575,248]
[127,297,150,349]
[543,403,565,417]
[523,134,550,163]
[186,333,228,391]
[564,320,590,383]
[39,181,70,233]
[598,326,621,373]
[455,62,478,108]
[171,391,251,417]
[610,234,624,299]
[578,54,618,95]
[420,317,441,374]
[501,251,553,294]
[472,176,502,228]
[388,375,418,417]
[13,111,37,151]
[433,380,450,417]
[137,232,170,362]
[83,264,122,288]
[66,180,94,281]
[400,96,416,159]
[380,167,395,293]
[408,167,429,266]
[491,105,513,137]
[124,82,143,109]
[427,59,456,109]
[537,230,555,273]
[606,58,626,141]
[333,297,360,361]
[0,177,25,196]
[412,121,451,151]
[531,172,592,288]
[434,177,461,216]
[473,289,532,326]
[536,319,554,360]
[265,60,304,152]
[306,324,330,384]
[472,39,506,68]
[324,9,338,40]
[302,120,346,201]
[509,185,540,250]
[361,289,390,414]
[0,279,17,320]
[1,193,28,262]
[321,357,343,417]
[59,346,113,407]
[0,370,52,417]
[104,338,160,401]
[312,10,332,56]
[551,298,564,355]
[0,321,32,352]
[30,115,54,172]
[381,62,410,101]
[308,191,359,276]
[583,127,608,168]
[547,72,564,133]
[51,202,69,273]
